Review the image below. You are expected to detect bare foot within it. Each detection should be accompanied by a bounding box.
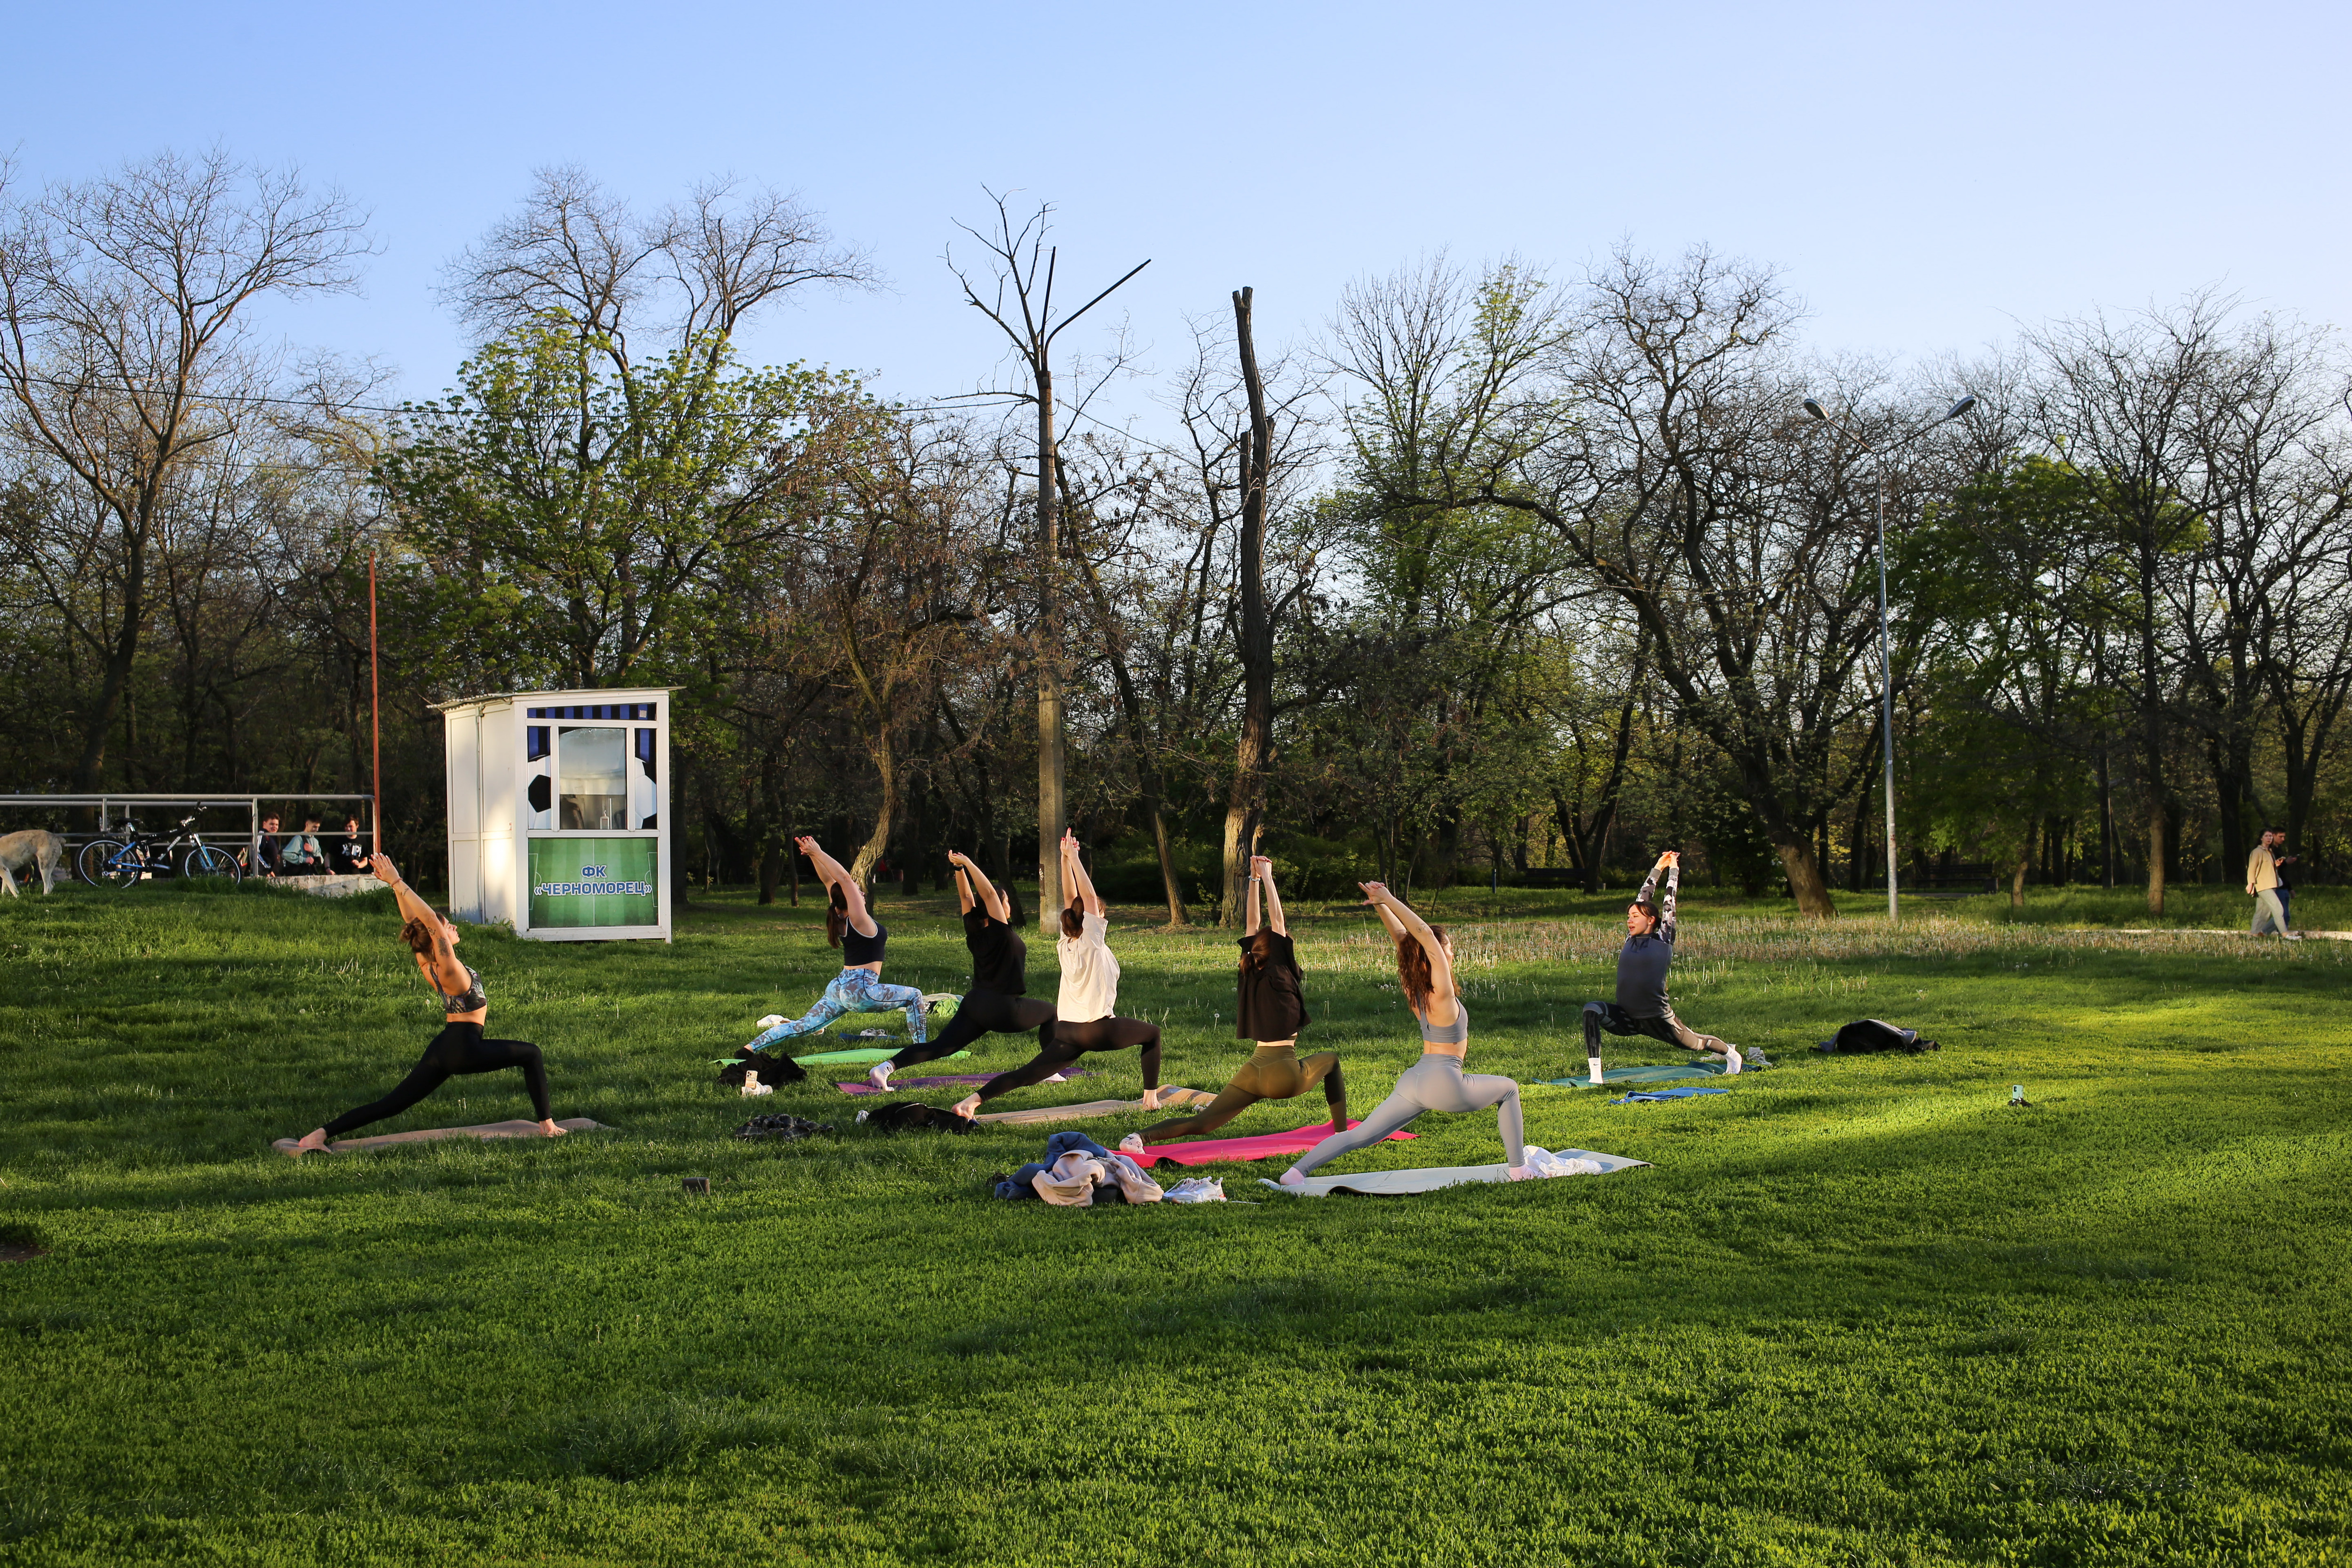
[1278,1169,1307,1186]
[538,1119,567,1138]
[952,1094,982,1119]
[866,1060,893,1092]
[1118,1133,1146,1156]
[1139,1088,1164,1111]
[294,1128,330,1154]
[1507,1164,1537,1181]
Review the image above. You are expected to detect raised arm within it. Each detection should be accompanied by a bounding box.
[1362,881,1453,1003]
[1061,830,1104,918]
[1253,856,1288,936]
[1656,851,1680,942]
[1367,897,1408,941]
[370,854,470,994]
[797,836,875,936]
[948,851,1008,922]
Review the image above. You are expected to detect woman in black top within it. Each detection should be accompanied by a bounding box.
[740,837,931,1059]
[1125,856,1346,1144]
[286,854,561,1152]
[868,850,1055,1090]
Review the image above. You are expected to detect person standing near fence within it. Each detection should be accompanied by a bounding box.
[2248,830,2301,939]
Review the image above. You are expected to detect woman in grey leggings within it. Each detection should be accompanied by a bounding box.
[1277,882,1528,1185]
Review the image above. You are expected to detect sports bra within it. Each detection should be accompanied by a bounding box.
[1417,998,1468,1046]
[842,918,887,966]
[434,963,486,1014]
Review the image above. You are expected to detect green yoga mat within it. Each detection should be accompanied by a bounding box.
[1537,1060,1726,1089]
[792,1047,971,1066]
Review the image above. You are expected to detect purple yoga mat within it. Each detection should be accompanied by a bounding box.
[833,1070,1100,1097]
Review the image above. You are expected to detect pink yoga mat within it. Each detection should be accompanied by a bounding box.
[1140,1120,1416,1168]
[833,1071,1099,1097]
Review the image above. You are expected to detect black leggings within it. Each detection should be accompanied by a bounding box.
[973,1015,1162,1104]
[889,988,1055,1071]
[323,1021,552,1136]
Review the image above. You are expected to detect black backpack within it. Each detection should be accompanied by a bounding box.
[1816,1019,1939,1054]
[716,1050,808,1088]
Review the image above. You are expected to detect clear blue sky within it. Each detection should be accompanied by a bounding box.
[10,0,2345,416]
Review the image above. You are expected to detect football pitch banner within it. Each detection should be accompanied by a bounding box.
[528,837,658,929]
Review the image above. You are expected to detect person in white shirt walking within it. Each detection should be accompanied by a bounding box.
[954,832,1165,1116]
[2248,830,2302,939]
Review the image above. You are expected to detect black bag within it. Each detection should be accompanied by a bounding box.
[857,1101,978,1134]
[717,1050,808,1088]
[1816,1019,1939,1054]
[732,1112,834,1140]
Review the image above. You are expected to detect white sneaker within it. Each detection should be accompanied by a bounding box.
[740,1071,773,1098]
[1723,1047,1743,1076]
[866,1061,893,1091]
[1118,1133,1146,1156]
[756,1014,786,1030]
[1588,1058,1605,1085]
[1043,1073,1068,1084]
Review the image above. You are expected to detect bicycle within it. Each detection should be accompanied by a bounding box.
[76,815,244,889]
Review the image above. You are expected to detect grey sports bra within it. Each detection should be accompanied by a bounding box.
[1417,998,1468,1045]
[434,963,486,1015]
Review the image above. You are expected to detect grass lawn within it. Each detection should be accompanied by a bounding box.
[2,879,2348,1566]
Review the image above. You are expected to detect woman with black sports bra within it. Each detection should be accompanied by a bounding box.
[287,854,561,1151]
[868,850,1054,1091]
[1276,881,1526,1184]
[740,836,930,1058]
[1122,856,1347,1144]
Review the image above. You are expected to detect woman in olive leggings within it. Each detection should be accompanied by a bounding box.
[288,854,561,1151]
[1121,857,1345,1146]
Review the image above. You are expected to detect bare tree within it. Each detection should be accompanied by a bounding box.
[947,192,1145,930]
[0,149,370,789]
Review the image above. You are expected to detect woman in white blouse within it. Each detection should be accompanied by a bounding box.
[954,832,1165,1115]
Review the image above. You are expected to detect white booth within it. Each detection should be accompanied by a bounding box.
[436,687,674,942]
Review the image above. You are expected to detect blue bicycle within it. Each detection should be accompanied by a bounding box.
[76,815,243,889]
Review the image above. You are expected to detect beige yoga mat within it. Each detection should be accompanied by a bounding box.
[972,1088,1214,1127]
[273,1117,610,1156]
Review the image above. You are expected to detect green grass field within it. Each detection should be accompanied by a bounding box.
[2,880,2348,1566]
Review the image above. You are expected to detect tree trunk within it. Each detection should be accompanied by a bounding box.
[849,730,897,891]
[2145,796,2167,915]
[1034,364,1067,933]
[1220,286,1276,928]
[2010,851,2030,910]
[1772,836,1839,917]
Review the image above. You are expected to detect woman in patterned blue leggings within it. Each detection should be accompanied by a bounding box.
[740,837,928,1052]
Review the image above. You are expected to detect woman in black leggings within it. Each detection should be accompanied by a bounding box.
[287,854,561,1151]
[869,850,1054,1091]
[952,830,1161,1117]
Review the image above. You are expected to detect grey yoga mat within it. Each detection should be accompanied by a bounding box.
[1269,1147,1648,1197]
[1538,1061,1726,1088]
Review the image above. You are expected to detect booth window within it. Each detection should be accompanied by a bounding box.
[557,726,628,829]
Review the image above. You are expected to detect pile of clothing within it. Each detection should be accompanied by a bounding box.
[715,1050,808,1089]
[1814,1019,1939,1054]
[992,1131,1165,1206]
[731,1113,834,1141]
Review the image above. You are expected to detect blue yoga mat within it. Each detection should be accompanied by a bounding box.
[1609,1086,1730,1105]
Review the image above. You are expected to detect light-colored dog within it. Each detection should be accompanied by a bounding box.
[0,830,67,896]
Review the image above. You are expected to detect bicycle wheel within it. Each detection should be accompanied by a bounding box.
[182,843,243,885]
[77,838,142,889]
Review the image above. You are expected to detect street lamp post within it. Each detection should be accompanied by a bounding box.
[1802,393,1977,924]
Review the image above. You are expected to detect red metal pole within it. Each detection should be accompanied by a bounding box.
[370,550,381,857]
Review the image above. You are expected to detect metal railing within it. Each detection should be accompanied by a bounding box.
[0,794,377,870]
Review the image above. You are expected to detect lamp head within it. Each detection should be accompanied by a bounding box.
[1802,398,1829,422]
[1944,394,1978,421]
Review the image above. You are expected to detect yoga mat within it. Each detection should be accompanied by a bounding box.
[273,1117,609,1157]
[1539,1060,1726,1088]
[1140,1120,1418,1169]
[973,1088,1216,1127]
[1611,1086,1730,1104]
[835,1070,1099,1097]
[1271,1147,1648,1197]
[789,1048,972,1066]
